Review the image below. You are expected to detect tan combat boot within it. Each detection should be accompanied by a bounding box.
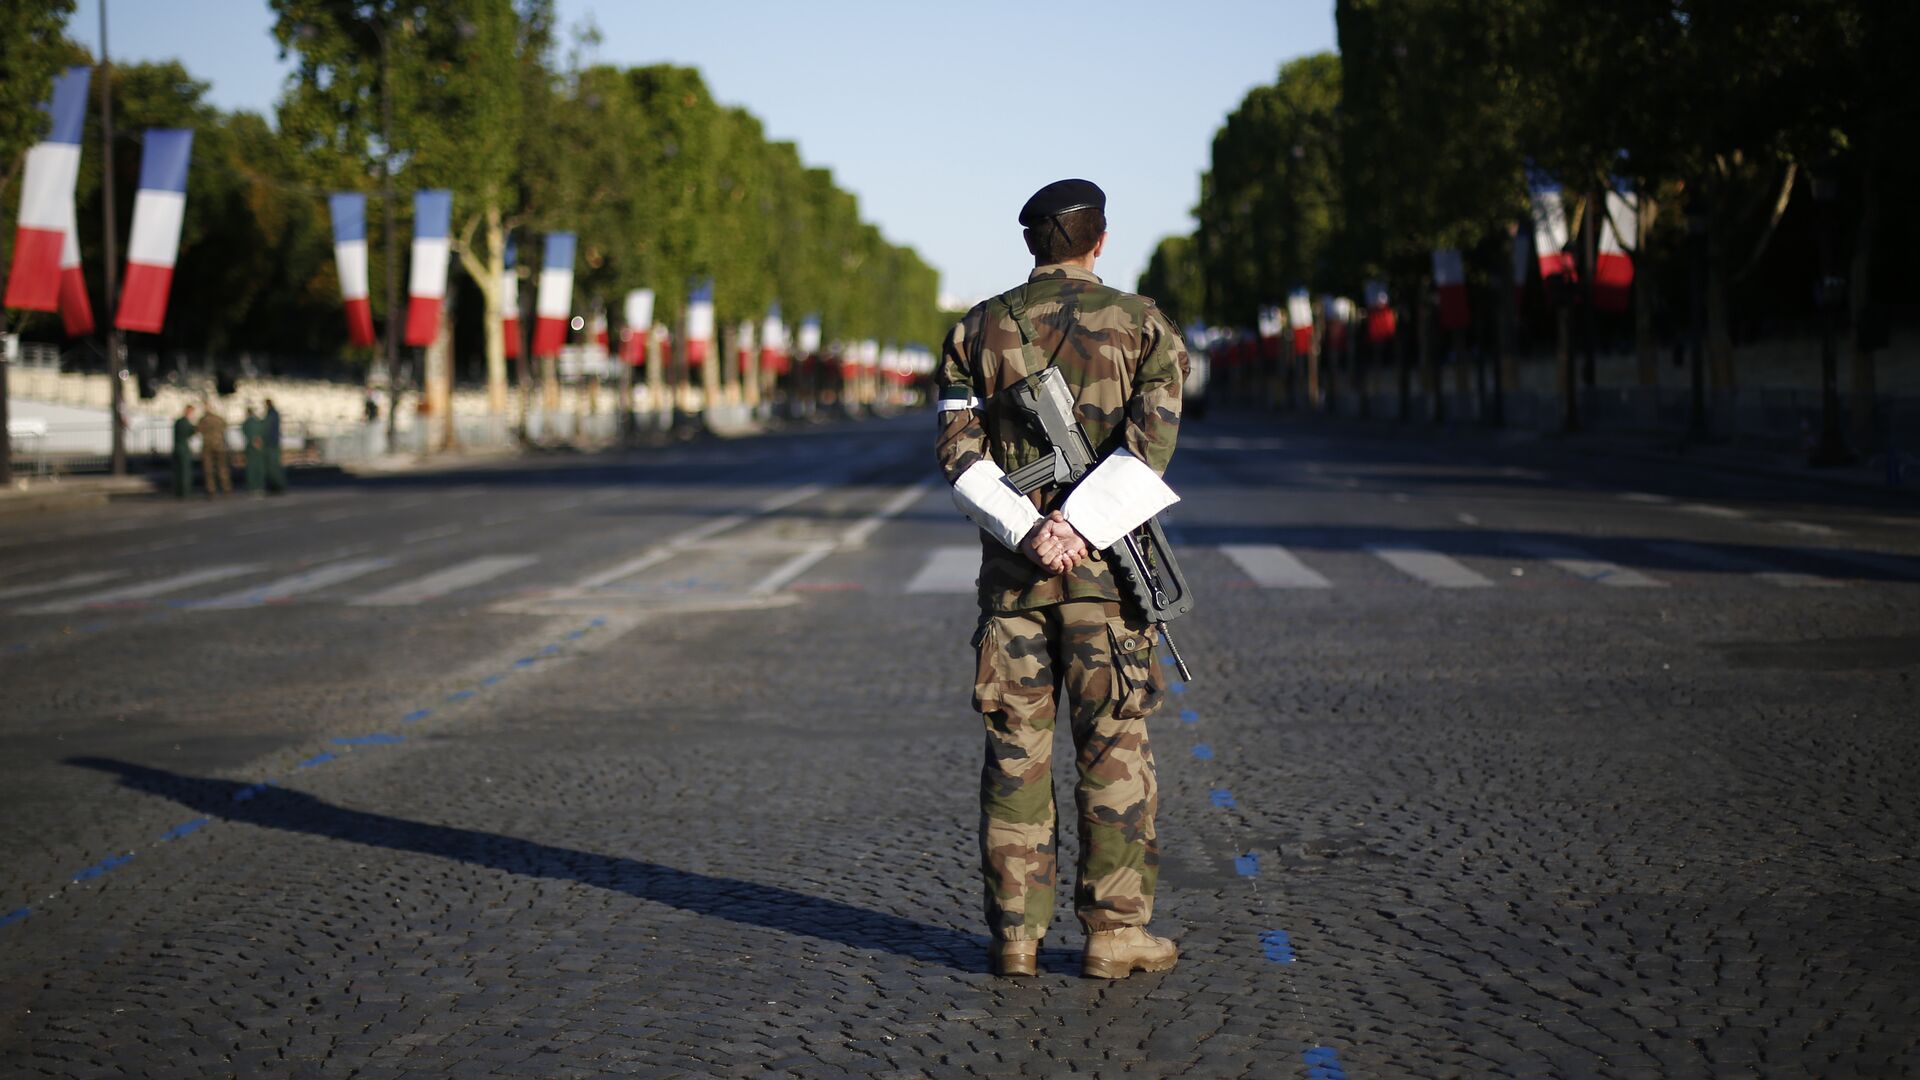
[990,938,1039,977]
[1082,927,1178,979]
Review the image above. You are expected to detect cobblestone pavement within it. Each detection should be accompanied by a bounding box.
[2,413,1917,1078]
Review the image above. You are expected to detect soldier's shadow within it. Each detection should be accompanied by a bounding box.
[68,757,989,970]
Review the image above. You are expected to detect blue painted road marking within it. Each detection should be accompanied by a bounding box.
[1234,851,1260,877]
[1210,788,1236,808]
[402,708,432,722]
[294,752,337,771]
[446,689,476,702]
[1179,708,1198,724]
[1192,744,1214,761]
[332,733,404,746]
[1260,929,1295,963]
[72,853,133,883]
[1302,1046,1348,1080]
[0,907,30,928]
[1169,682,1187,695]
[514,657,536,667]
[232,781,275,802]
[158,818,211,842]
[480,674,504,686]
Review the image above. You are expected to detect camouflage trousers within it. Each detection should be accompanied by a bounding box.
[972,598,1164,942]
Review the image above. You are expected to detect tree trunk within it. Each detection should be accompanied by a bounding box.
[1848,167,1879,449]
[1706,211,1736,390]
[1635,194,1658,386]
[424,297,453,452]
[1417,275,1439,423]
[646,326,666,430]
[452,198,509,416]
[700,316,722,414]
[1557,304,1577,433]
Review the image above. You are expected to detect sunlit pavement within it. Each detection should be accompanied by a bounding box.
[2,411,1916,1078]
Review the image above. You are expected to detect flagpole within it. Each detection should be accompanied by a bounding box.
[100,0,126,476]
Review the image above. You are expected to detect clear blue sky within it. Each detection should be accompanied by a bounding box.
[74,0,1337,306]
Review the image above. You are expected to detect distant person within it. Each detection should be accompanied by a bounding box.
[262,398,287,493]
[363,392,379,424]
[196,402,232,496]
[170,403,196,497]
[241,404,267,496]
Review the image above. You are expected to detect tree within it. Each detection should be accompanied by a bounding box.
[1137,235,1204,329]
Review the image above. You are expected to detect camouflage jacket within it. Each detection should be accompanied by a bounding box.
[935,263,1188,613]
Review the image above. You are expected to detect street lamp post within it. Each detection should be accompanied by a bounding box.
[100,0,127,476]
[1809,173,1852,466]
[1685,198,1709,441]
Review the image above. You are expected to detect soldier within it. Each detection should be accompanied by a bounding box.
[241,404,266,496]
[262,397,287,494]
[935,179,1189,979]
[170,403,196,497]
[196,401,232,496]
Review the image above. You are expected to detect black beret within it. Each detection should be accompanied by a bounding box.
[1019,178,1106,228]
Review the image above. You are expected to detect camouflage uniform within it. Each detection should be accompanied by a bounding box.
[936,263,1188,942]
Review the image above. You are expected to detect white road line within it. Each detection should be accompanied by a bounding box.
[21,564,266,612]
[1814,548,1920,582]
[1219,545,1332,589]
[1505,539,1666,587]
[1619,492,1673,504]
[750,542,837,594]
[1455,512,1481,526]
[1773,520,1842,537]
[401,524,463,544]
[840,482,931,547]
[1679,503,1748,519]
[0,570,127,602]
[191,558,395,609]
[573,484,828,590]
[1642,541,1837,588]
[315,507,370,523]
[905,546,983,594]
[352,555,539,607]
[1367,546,1494,588]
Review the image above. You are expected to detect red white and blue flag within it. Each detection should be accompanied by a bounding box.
[532,232,575,358]
[1287,288,1314,355]
[57,195,93,337]
[403,189,451,346]
[501,241,520,359]
[1432,249,1470,331]
[622,288,654,364]
[760,303,787,375]
[6,66,91,313]
[684,279,714,366]
[327,192,375,347]
[1594,183,1637,313]
[1363,280,1396,344]
[115,129,193,334]
[1527,172,1574,282]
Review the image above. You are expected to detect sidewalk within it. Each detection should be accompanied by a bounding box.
[0,473,157,516]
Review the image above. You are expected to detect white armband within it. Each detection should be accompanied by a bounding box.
[951,459,1042,552]
[1061,446,1179,549]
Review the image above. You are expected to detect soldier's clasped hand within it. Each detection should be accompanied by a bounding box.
[1022,511,1089,575]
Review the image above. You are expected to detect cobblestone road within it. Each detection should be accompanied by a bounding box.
[2,414,1917,1078]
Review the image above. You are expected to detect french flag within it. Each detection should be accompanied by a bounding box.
[622,288,654,364]
[796,314,821,357]
[735,319,755,375]
[58,196,93,337]
[115,129,193,334]
[1256,304,1282,359]
[1324,296,1352,354]
[1432,249,1470,331]
[403,189,451,346]
[1286,288,1314,355]
[501,241,520,360]
[6,66,90,313]
[1593,183,1637,313]
[531,232,575,358]
[684,279,714,365]
[1364,280,1396,344]
[1528,171,1574,282]
[327,192,375,347]
[760,303,787,375]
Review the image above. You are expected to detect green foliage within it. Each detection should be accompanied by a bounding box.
[1136,235,1204,329]
[0,0,80,176]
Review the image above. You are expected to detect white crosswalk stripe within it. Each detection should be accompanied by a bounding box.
[190,558,395,610]
[20,565,266,613]
[1219,544,1331,588]
[905,546,979,594]
[351,555,539,607]
[0,570,126,602]
[1367,545,1494,588]
[1504,540,1667,587]
[1641,540,1838,588]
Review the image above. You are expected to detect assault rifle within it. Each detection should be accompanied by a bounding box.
[1000,366,1194,681]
